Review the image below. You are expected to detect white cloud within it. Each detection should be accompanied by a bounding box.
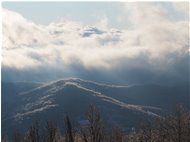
[95,15,109,30]
[123,3,169,28]
[2,2,189,78]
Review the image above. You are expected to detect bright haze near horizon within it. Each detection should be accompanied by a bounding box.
[2,2,189,85]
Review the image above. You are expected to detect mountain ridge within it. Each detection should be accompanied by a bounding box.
[2,78,189,137]
[16,78,161,120]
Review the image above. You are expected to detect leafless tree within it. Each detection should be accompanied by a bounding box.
[13,130,23,142]
[1,136,9,142]
[4,104,190,142]
[85,105,105,142]
[25,121,40,142]
[109,126,123,142]
[64,114,75,142]
[79,126,89,142]
[44,121,58,142]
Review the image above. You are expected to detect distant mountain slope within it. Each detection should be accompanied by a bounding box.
[16,78,160,118]
[1,81,43,123]
[2,78,189,137]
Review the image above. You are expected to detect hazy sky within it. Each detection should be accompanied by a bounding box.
[2,2,188,29]
[2,2,129,29]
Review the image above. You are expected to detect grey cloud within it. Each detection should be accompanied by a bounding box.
[2,3,189,85]
[80,26,104,37]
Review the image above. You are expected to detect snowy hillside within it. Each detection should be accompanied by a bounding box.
[2,78,189,137]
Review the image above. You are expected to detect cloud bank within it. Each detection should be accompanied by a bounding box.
[2,2,189,84]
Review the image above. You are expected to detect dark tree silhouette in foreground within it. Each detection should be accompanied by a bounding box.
[2,104,190,142]
[64,114,75,142]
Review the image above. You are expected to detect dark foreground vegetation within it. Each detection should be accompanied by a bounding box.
[2,104,190,142]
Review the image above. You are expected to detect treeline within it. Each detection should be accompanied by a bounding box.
[2,104,190,142]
